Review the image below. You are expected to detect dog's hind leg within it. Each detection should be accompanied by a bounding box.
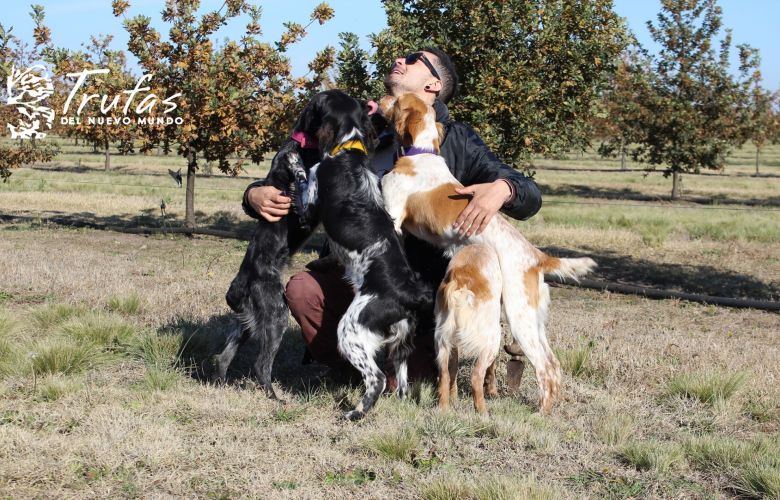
[471,350,497,414]
[387,318,414,400]
[337,295,386,421]
[484,357,498,399]
[249,285,289,400]
[503,291,559,414]
[213,320,250,384]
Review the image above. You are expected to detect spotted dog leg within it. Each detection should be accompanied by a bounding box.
[337,294,386,421]
[387,318,414,400]
[213,320,247,384]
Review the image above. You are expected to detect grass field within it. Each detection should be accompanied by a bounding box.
[0,139,778,498]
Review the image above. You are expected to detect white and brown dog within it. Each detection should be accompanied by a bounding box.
[435,243,502,414]
[380,93,596,414]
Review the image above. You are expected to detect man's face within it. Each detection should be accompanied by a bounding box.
[385,51,440,97]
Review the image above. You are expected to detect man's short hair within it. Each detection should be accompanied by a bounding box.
[423,47,458,104]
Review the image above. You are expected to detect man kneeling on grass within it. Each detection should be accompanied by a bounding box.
[241,47,542,387]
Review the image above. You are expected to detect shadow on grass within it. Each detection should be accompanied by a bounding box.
[0,210,328,251]
[539,183,780,207]
[160,313,359,397]
[544,246,780,301]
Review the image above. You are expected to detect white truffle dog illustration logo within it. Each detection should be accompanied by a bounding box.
[5,64,55,139]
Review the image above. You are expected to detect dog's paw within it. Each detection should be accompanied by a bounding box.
[343,410,365,421]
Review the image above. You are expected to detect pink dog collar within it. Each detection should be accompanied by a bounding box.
[291,131,319,149]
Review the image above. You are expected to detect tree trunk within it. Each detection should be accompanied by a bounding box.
[671,170,681,200]
[620,138,627,171]
[755,145,760,175]
[185,149,197,231]
[104,139,110,171]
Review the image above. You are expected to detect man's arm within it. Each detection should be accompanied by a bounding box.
[242,180,266,219]
[455,122,542,221]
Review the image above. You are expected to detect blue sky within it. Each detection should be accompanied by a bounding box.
[3,0,778,89]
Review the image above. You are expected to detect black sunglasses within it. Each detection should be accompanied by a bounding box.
[405,52,441,81]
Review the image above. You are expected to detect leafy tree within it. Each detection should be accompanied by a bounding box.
[369,0,629,165]
[0,6,58,182]
[594,47,653,170]
[334,32,381,100]
[740,51,778,175]
[54,35,137,170]
[114,0,335,229]
[631,0,758,199]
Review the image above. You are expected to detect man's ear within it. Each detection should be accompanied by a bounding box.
[426,79,443,93]
[378,95,396,119]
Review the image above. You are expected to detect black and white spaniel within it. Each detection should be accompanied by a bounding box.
[218,90,428,420]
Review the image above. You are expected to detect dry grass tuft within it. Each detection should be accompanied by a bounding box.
[366,427,420,461]
[667,370,747,404]
[618,440,683,473]
[29,338,103,376]
[61,313,135,352]
[33,303,83,331]
[732,463,780,499]
[595,413,634,447]
[139,366,180,391]
[129,332,181,369]
[685,434,780,498]
[107,294,143,315]
[36,375,82,401]
[421,474,559,500]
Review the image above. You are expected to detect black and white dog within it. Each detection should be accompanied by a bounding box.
[217,90,428,418]
[298,90,431,420]
[214,123,320,398]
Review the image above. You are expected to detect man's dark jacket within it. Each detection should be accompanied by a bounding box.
[241,99,542,331]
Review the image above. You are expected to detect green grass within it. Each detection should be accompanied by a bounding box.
[60,313,135,352]
[0,314,17,377]
[107,294,142,315]
[29,339,103,376]
[421,474,558,500]
[36,375,82,401]
[595,413,634,447]
[130,332,181,369]
[732,463,780,499]
[557,340,597,379]
[33,303,83,331]
[269,406,306,423]
[684,435,780,498]
[419,412,491,439]
[667,371,747,404]
[139,366,180,391]
[366,428,420,461]
[618,440,683,473]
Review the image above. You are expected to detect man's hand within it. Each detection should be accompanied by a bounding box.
[452,180,512,237]
[247,185,291,222]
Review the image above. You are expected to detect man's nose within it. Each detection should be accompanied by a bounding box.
[393,57,405,67]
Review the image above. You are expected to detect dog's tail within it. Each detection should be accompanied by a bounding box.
[538,254,596,282]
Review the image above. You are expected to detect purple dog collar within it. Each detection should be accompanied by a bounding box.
[401,146,438,156]
[291,131,319,149]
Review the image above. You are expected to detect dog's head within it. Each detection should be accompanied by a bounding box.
[379,94,444,153]
[292,90,376,157]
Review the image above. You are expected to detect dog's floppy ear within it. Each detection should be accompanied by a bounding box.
[292,94,321,135]
[434,122,445,152]
[378,95,396,120]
